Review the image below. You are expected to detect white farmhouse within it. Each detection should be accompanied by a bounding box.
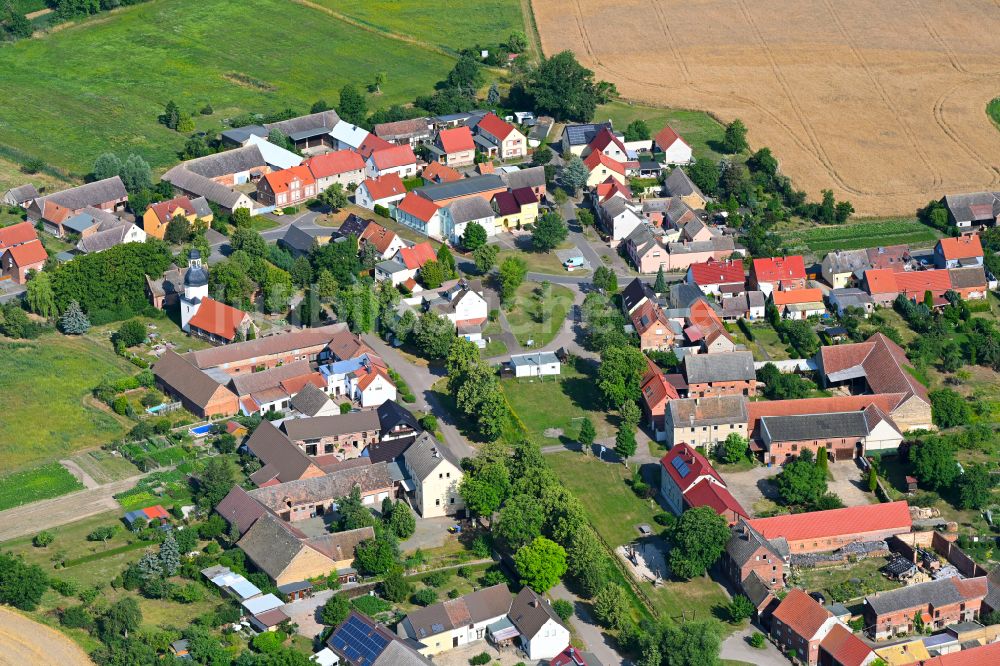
[508,587,570,660]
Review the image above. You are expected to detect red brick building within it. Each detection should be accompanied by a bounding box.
[258,165,317,207]
[683,351,757,398]
[771,588,840,665]
[640,358,679,437]
[659,443,746,523]
[863,576,988,640]
[724,520,789,597]
[631,300,674,351]
[747,501,912,554]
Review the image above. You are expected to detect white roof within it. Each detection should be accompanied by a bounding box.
[242,593,284,615]
[246,135,304,170]
[510,352,560,367]
[329,121,370,149]
[311,648,340,666]
[228,577,262,600]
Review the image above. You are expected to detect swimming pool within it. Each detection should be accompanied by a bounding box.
[189,424,212,437]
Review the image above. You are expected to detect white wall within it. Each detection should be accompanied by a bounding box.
[523,619,569,660]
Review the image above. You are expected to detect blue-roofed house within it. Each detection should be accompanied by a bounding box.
[328,611,433,666]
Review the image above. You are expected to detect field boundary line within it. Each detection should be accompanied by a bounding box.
[521,0,544,62]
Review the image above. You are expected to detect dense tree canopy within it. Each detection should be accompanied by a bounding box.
[668,506,730,579]
[522,51,616,122]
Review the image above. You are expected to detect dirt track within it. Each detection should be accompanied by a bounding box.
[0,608,93,665]
[533,0,1000,216]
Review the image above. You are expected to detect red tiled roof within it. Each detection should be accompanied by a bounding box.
[422,161,463,183]
[772,588,832,640]
[684,477,747,522]
[583,150,626,176]
[747,394,902,433]
[632,300,669,336]
[587,128,627,155]
[360,222,400,255]
[142,505,170,520]
[148,196,196,225]
[641,357,679,413]
[660,442,724,494]
[920,640,1000,666]
[748,501,912,543]
[279,373,326,396]
[819,332,929,401]
[397,241,437,270]
[0,221,38,249]
[396,192,440,223]
[437,126,475,154]
[5,239,47,267]
[511,187,538,206]
[362,174,406,202]
[188,297,249,341]
[753,255,806,282]
[819,624,874,666]
[262,165,315,195]
[863,268,899,294]
[894,269,952,295]
[596,176,632,202]
[654,124,687,150]
[476,112,515,140]
[355,364,391,391]
[358,133,394,158]
[306,150,365,178]
[476,162,495,175]
[370,145,416,170]
[689,259,744,285]
[937,235,982,261]
[772,288,824,305]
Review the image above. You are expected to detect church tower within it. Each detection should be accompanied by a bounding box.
[180,249,209,331]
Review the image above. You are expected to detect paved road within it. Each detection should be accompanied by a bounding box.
[551,582,625,666]
[0,473,146,542]
[720,624,790,665]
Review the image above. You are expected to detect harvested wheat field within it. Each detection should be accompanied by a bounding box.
[534,0,1000,216]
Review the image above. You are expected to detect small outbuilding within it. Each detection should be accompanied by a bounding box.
[508,352,561,378]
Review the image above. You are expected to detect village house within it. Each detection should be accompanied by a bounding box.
[257,110,342,151]
[366,145,418,180]
[75,218,147,255]
[142,195,212,240]
[770,589,846,666]
[355,173,407,211]
[374,117,433,147]
[934,235,983,269]
[151,350,240,418]
[772,288,827,319]
[2,183,39,208]
[631,299,676,351]
[948,266,990,300]
[375,241,437,286]
[600,197,644,243]
[433,126,476,167]
[862,267,953,306]
[359,221,407,260]
[401,432,465,518]
[473,112,527,160]
[686,258,745,296]
[507,587,570,660]
[416,174,507,207]
[227,360,326,415]
[751,255,807,295]
[828,288,875,316]
[397,584,512,656]
[821,249,871,288]
[594,177,631,206]
[659,443,747,523]
[279,223,335,257]
[748,501,912,554]
[684,351,757,398]
[582,127,631,166]
[393,192,442,239]
[759,406,903,464]
[719,291,767,321]
[724,519,789,601]
[491,187,539,231]
[640,358,680,439]
[663,167,706,209]
[0,236,46,284]
[440,196,496,245]
[509,351,562,378]
[863,576,988,640]
[942,191,1000,229]
[421,161,463,185]
[248,459,393,520]
[305,150,367,191]
[318,353,397,408]
[28,176,129,237]
[243,420,324,486]
[328,612,434,666]
[652,125,693,164]
[178,250,256,344]
[328,121,369,152]
[182,323,349,375]
[282,412,382,460]
[499,165,546,200]
[422,279,489,329]
[665,395,749,450]
[559,122,613,156]
[257,165,317,207]
[289,383,337,417]
[584,149,627,187]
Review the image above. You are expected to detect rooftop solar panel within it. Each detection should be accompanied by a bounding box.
[330,615,390,664]
[671,456,690,478]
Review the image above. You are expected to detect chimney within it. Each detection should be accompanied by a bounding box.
[431,447,439,458]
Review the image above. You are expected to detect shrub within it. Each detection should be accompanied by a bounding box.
[552,598,574,622]
[749,632,766,649]
[448,588,460,599]
[412,588,438,606]
[60,605,93,630]
[33,531,54,548]
[469,652,491,665]
[457,566,473,579]
[423,571,450,588]
[340,402,352,414]
[350,594,392,616]
[112,397,130,415]
[471,534,492,558]
[50,578,77,597]
[252,631,284,653]
[419,414,438,432]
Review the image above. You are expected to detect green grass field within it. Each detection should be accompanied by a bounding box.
[0,462,84,511]
[504,280,574,347]
[0,0,460,175]
[988,97,1000,131]
[779,218,941,256]
[595,101,726,162]
[0,334,135,470]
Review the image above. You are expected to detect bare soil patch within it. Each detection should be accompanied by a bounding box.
[533,0,1000,216]
[0,607,93,665]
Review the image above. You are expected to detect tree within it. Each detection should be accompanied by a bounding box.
[688,159,721,196]
[496,494,545,550]
[593,583,631,630]
[413,310,455,358]
[747,147,778,177]
[120,154,152,192]
[446,54,483,98]
[268,129,296,153]
[473,243,498,274]
[912,436,958,491]
[562,155,589,193]
[721,433,749,465]
[33,531,54,548]
[58,300,90,334]
[578,418,596,451]
[624,119,650,141]
[486,81,501,106]
[338,487,377,531]
[668,506,730,579]
[354,531,398,575]
[163,215,191,244]
[159,533,180,576]
[25,272,56,318]
[321,594,350,626]
[318,182,349,212]
[506,31,527,52]
[290,255,313,289]
[436,244,457,278]
[524,51,616,121]
[775,450,828,507]
[722,119,748,153]
[576,208,594,228]
[498,255,527,302]
[387,501,416,539]
[374,71,387,93]
[614,426,637,465]
[835,200,855,224]
[311,99,331,113]
[729,595,755,622]
[597,345,647,408]
[462,222,488,251]
[653,266,667,293]
[532,144,553,167]
[419,260,446,289]
[231,227,268,259]
[592,266,618,293]
[316,269,339,300]
[552,598,574,623]
[100,597,142,640]
[958,464,995,510]
[93,152,122,181]
[819,189,837,225]
[929,388,970,428]
[532,211,568,252]
[380,567,412,602]
[460,462,511,517]
[115,319,147,347]
[565,527,608,597]
[0,553,47,611]
[5,10,32,39]
[161,100,180,129]
[868,466,879,492]
[197,457,235,508]
[337,84,367,125]
[663,621,723,666]
[514,537,567,593]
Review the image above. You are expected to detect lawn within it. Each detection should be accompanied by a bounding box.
[66,450,139,484]
[318,0,524,53]
[0,0,459,176]
[497,248,581,276]
[502,358,616,442]
[503,280,574,347]
[778,218,941,257]
[0,462,84,511]
[595,100,726,162]
[0,154,74,197]
[739,321,790,361]
[0,334,135,470]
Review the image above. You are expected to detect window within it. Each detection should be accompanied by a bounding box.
[435,499,441,506]
[450,497,455,504]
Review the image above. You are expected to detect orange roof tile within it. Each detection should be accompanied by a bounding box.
[863,268,899,294]
[937,235,982,261]
[262,165,315,195]
[819,624,874,666]
[920,642,1000,666]
[753,255,806,282]
[187,297,249,341]
[641,357,679,413]
[0,221,38,250]
[476,112,515,140]
[306,150,365,178]
[422,161,463,183]
[5,239,47,267]
[596,176,632,202]
[359,222,400,255]
[894,269,952,295]
[583,150,626,176]
[587,127,627,155]
[397,241,437,270]
[653,124,687,150]
[370,145,416,170]
[772,588,833,640]
[476,162,495,175]
[437,126,475,154]
[748,501,912,544]
[396,192,440,223]
[689,259,744,286]
[148,196,196,225]
[358,133,394,158]
[771,288,824,305]
[362,174,406,203]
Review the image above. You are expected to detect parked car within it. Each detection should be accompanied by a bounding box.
[563,256,585,271]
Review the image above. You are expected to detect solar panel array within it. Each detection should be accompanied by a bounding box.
[330,615,389,664]
[671,456,690,478]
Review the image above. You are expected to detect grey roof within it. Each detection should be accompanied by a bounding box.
[245,419,318,484]
[153,350,233,409]
[509,351,560,367]
[822,249,871,275]
[376,259,407,274]
[221,125,267,144]
[62,206,121,233]
[943,191,1000,224]
[664,197,698,228]
[742,570,775,608]
[237,512,310,578]
[761,411,870,442]
[668,283,707,309]
[562,122,613,146]
[667,236,735,255]
[726,520,789,568]
[416,175,504,202]
[404,584,511,639]
[668,395,748,426]
[373,639,433,666]
[76,221,137,254]
[216,485,268,536]
[985,565,1000,613]
[3,183,39,204]
[684,350,756,383]
[187,323,347,369]
[600,195,636,220]
[508,587,565,638]
[264,110,341,137]
[865,577,988,616]
[500,166,545,191]
[161,166,248,209]
[748,290,766,307]
[402,432,461,481]
[281,223,329,253]
[622,277,655,311]
[230,360,313,396]
[248,461,393,512]
[444,197,495,224]
[376,400,420,435]
[305,526,376,562]
[663,167,704,201]
[35,177,127,212]
[682,218,708,240]
[184,145,267,179]
[290,383,333,417]
[624,223,659,257]
[948,266,988,289]
[374,118,432,141]
[282,411,381,440]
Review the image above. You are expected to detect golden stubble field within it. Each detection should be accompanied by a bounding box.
[533,0,1000,216]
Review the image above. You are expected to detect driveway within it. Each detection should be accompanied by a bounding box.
[282,589,335,638]
[720,624,790,665]
[550,582,624,666]
[828,460,876,507]
[721,465,781,516]
[400,515,458,553]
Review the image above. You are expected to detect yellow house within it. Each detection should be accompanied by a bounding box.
[491,188,539,231]
[398,584,512,656]
[584,150,627,187]
[402,433,465,518]
[143,195,213,240]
